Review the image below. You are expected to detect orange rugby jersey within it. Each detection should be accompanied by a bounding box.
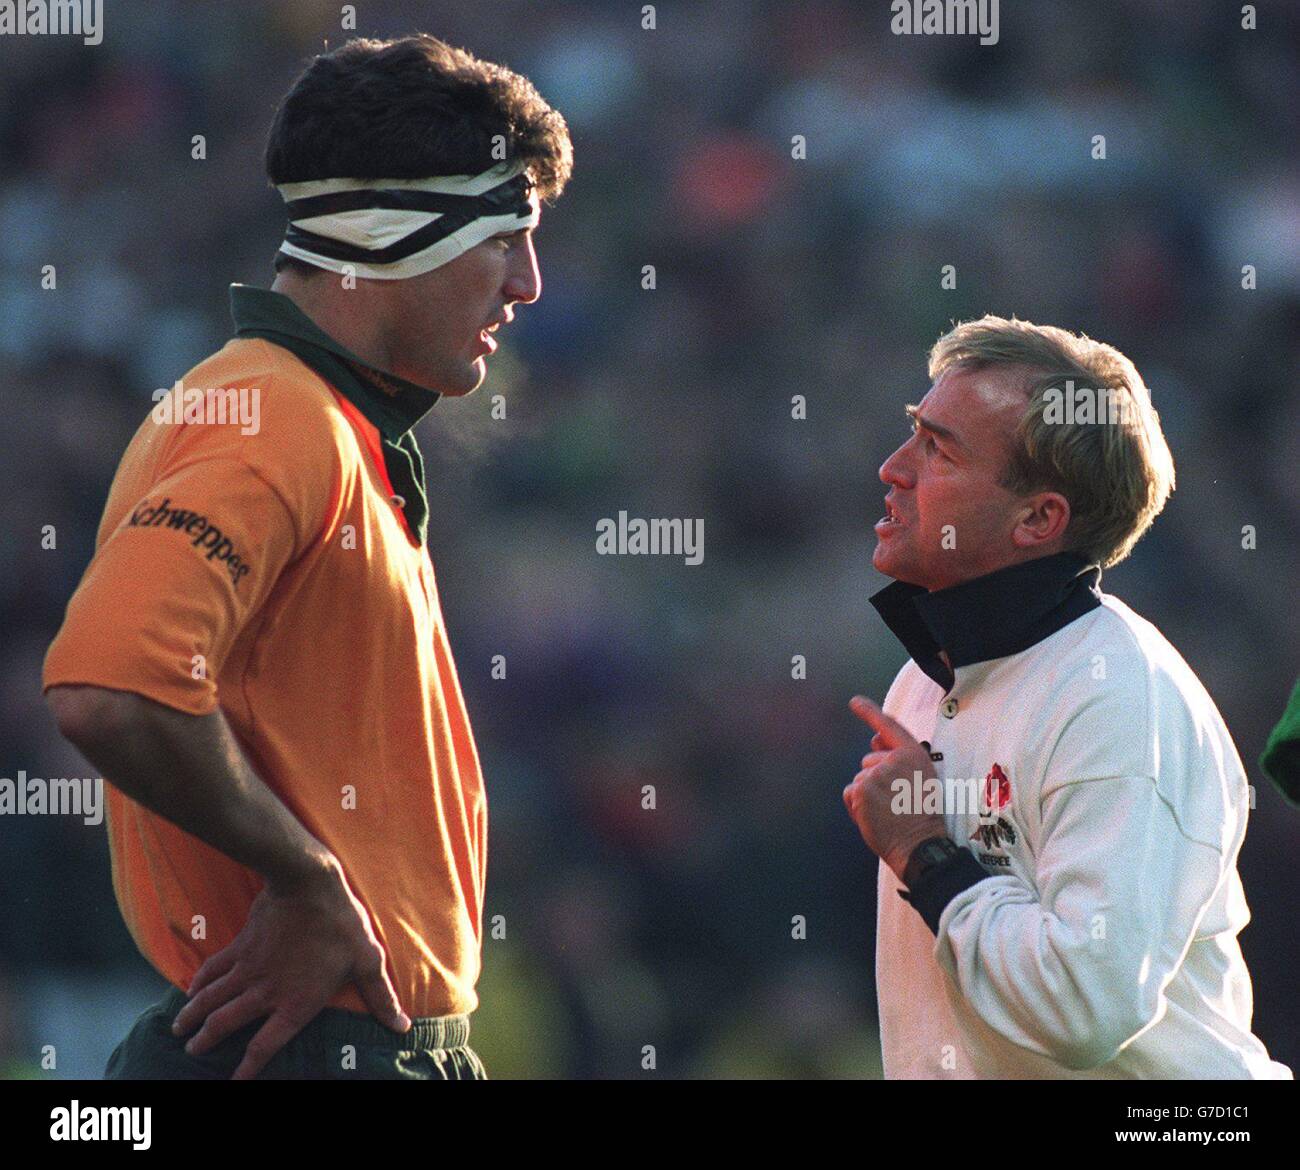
[43,285,488,1018]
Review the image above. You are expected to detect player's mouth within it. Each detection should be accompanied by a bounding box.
[474,317,507,357]
[475,315,509,356]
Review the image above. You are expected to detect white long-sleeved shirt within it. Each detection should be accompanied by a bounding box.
[873,560,1292,1079]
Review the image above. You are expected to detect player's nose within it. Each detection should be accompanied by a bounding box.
[504,236,541,305]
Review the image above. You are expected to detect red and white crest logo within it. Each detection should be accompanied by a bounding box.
[971,762,1017,852]
[983,762,1012,812]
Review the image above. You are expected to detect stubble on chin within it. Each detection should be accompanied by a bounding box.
[872,542,900,579]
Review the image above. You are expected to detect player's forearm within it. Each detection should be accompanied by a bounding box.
[46,684,336,894]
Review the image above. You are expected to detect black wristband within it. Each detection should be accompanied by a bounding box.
[898,848,990,935]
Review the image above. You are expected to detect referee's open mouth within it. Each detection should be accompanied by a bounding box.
[875,495,905,534]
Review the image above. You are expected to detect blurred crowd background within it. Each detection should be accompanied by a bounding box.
[1,0,1296,1078]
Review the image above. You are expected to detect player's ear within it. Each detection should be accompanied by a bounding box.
[1011,491,1070,549]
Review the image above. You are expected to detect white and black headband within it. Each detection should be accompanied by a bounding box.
[274,161,538,280]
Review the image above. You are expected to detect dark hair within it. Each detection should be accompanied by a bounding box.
[266,34,573,275]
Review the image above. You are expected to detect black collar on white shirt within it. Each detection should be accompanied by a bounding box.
[870,551,1103,692]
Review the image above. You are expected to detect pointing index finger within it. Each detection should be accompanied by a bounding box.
[849,695,918,750]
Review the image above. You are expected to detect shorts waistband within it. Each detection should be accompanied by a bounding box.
[159,986,471,1050]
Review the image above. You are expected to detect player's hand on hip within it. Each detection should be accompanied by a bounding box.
[169,857,411,1079]
[843,695,948,881]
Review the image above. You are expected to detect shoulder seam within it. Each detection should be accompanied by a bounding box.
[142,453,308,558]
[1043,772,1227,855]
[234,458,306,559]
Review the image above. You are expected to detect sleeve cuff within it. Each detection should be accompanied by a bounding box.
[898,848,990,935]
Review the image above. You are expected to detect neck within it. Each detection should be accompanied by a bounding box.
[923,546,1067,593]
[270,272,396,377]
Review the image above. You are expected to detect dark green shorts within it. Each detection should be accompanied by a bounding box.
[104,986,487,1080]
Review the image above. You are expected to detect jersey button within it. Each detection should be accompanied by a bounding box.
[390,494,406,508]
[940,698,959,718]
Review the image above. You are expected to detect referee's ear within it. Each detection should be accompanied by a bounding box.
[1011,490,1071,551]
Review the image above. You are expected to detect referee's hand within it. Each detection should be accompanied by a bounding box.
[170,858,412,1079]
[843,695,948,882]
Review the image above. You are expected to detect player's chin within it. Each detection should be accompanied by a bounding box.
[439,359,488,398]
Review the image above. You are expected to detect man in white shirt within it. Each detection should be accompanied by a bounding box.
[842,315,1291,1079]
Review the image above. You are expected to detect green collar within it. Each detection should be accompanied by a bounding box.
[228,283,440,441]
[228,283,433,546]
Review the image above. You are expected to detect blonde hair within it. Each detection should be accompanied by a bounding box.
[928,315,1175,568]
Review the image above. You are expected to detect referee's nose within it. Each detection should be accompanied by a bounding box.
[879,440,916,490]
